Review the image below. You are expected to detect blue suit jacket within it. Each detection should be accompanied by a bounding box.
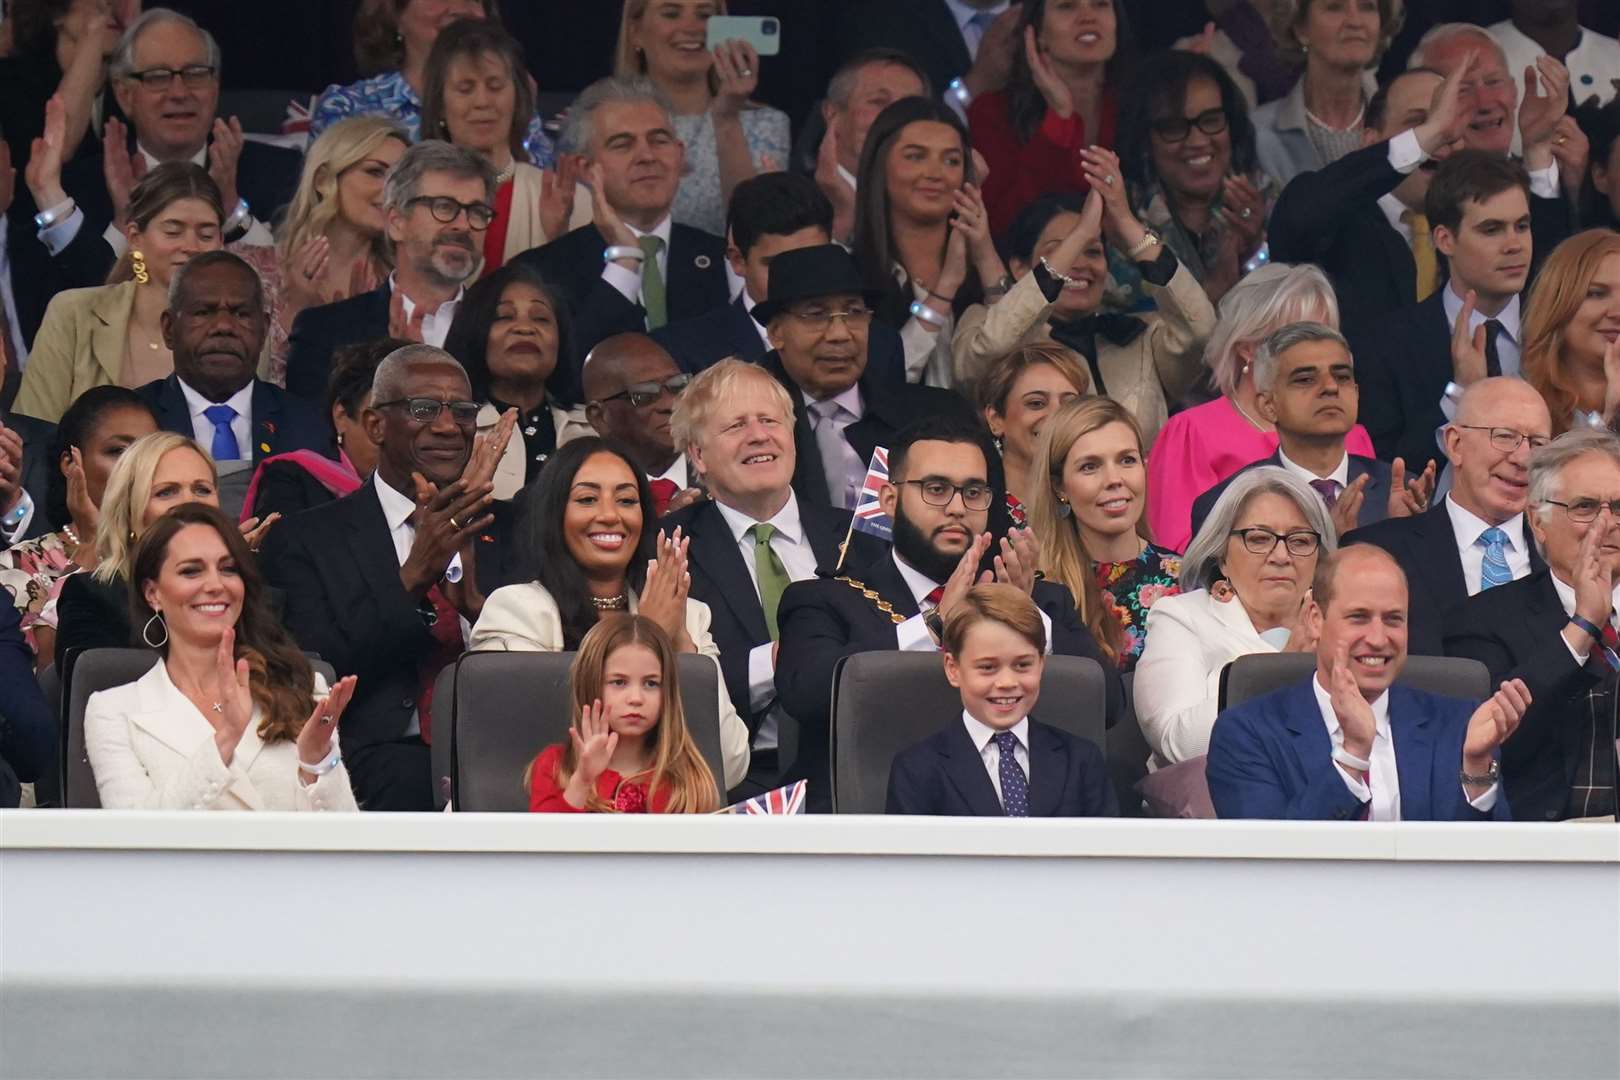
[1206,679,1511,821]
[0,600,55,806]
[886,717,1117,817]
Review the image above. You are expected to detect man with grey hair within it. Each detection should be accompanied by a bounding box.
[28,7,300,287]
[264,343,502,812]
[806,48,930,240]
[513,76,727,401]
[285,140,496,400]
[1347,376,1551,656]
[1191,322,1435,541]
[1446,429,1620,821]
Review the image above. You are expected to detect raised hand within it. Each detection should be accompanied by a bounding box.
[1386,457,1436,519]
[813,121,856,241]
[238,512,280,551]
[1281,588,1317,653]
[963,6,1021,98]
[399,476,495,596]
[937,532,994,622]
[951,181,1006,285]
[208,116,245,213]
[1043,186,1105,280]
[1024,25,1074,119]
[1550,116,1590,201]
[1462,678,1530,774]
[565,699,619,806]
[1077,146,1143,248]
[1178,21,1217,56]
[1518,55,1570,154]
[1601,323,1620,424]
[25,94,70,210]
[387,289,427,344]
[1449,288,1489,386]
[462,407,517,494]
[931,222,971,307]
[637,528,693,648]
[1216,174,1265,261]
[663,485,707,515]
[1327,639,1376,759]
[283,235,334,313]
[993,527,1039,594]
[64,447,99,563]
[538,153,581,242]
[1327,473,1370,538]
[587,161,637,250]
[102,116,146,228]
[1414,50,1476,157]
[710,39,761,118]
[1570,505,1616,627]
[294,674,356,776]
[208,627,256,765]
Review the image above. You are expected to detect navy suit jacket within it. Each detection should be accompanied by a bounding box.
[0,599,55,806]
[886,716,1117,817]
[2,411,57,541]
[284,285,392,403]
[136,375,336,464]
[1344,500,1545,657]
[1207,679,1510,821]
[1190,451,1393,540]
[1348,291,1452,470]
[652,296,908,389]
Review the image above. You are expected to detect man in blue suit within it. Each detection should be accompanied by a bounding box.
[1208,544,1529,821]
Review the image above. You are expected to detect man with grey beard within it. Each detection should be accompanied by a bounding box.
[284,141,496,401]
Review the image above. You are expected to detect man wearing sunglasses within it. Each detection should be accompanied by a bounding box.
[1347,377,1550,656]
[581,333,702,516]
[774,413,1122,810]
[26,9,301,292]
[1446,429,1620,822]
[285,141,496,401]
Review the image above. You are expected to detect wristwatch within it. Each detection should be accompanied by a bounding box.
[1459,760,1500,786]
[924,609,945,643]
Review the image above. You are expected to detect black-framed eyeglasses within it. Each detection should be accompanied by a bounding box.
[786,306,874,334]
[1151,107,1228,143]
[1543,498,1620,524]
[1453,424,1550,454]
[900,479,995,511]
[596,374,691,409]
[374,397,482,425]
[1229,526,1320,557]
[128,64,217,90]
[404,195,496,231]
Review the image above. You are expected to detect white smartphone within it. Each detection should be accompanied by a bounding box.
[705,14,781,56]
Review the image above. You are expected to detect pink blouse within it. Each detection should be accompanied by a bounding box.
[1146,396,1376,554]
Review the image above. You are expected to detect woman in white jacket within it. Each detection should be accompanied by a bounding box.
[86,503,360,811]
[470,438,750,788]
[1133,468,1335,766]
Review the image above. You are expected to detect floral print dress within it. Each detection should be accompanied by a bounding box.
[1095,543,1182,672]
[0,531,82,658]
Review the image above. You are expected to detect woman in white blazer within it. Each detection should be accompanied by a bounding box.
[470,439,750,788]
[85,504,360,811]
[1134,468,1336,766]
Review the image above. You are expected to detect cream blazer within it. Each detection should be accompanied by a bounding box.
[84,661,359,811]
[14,280,146,424]
[475,400,595,500]
[469,581,751,787]
[951,261,1217,447]
[502,164,594,264]
[1132,587,1282,767]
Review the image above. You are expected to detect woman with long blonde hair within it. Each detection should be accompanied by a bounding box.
[1026,397,1181,671]
[238,116,409,384]
[1521,229,1620,435]
[527,614,720,813]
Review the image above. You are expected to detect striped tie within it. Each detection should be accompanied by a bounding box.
[1478,527,1512,591]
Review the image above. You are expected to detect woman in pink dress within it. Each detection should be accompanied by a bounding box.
[1147,263,1374,552]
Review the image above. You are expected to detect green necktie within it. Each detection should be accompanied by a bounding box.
[638,234,668,329]
[750,522,790,641]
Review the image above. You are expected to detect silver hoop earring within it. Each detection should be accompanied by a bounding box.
[993,435,1003,454]
[142,612,169,649]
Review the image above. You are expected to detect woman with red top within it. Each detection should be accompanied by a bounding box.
[969,0,1132,236]
[527,613,720,813]
[419,19,590,276]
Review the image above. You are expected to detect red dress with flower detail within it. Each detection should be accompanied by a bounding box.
[527,743,673,813]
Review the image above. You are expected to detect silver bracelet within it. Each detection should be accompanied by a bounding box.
[34,198,76,230]
[1039,256,1077,287]
[223,197,251,235]
[298,745,341,776]
[1331,745,1372,772]
[603,244,646,264]
[1126,228,1162,260]
[908,300,947,329]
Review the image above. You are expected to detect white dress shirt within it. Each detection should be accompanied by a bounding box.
[1311,671,1498,817]
[1489,19,1620,109]
[961,709,1028,808]
[388,273,464,350]
[372,472,466,737]
[178,377,253,459]
[1276,446,1350,489]
[803,383,867,508]
[651,452,689,490]
[601,214,674,324]
[1442,283,1522,377]
[1547,571,1620,666]
[1445,494,1532,595]
[715,493,820,750]
[890,551,1054,654]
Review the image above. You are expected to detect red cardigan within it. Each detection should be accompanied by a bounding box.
[969,89,1118,236]
[527,743,672,813]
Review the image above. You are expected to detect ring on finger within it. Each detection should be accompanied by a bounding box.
[449,516,462,530]
[1103,175,1114,186]
[739,68,753,78]
[1240,207,1252,220]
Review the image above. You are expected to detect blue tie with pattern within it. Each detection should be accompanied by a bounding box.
[991,730,1029,817]
[203,404,240,460]
[1478,526,1511,590]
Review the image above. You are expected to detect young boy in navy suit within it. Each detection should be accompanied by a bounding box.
[886,584,1117,817]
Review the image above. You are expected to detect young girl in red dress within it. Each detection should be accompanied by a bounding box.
[527,614,720,813]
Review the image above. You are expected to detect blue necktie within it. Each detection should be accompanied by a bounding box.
[1478,526,1511,590]
[991,730,1028,817]
[203,403,240,460]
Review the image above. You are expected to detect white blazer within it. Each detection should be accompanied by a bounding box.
[1133,588,1281,766]
[84,661,359,811]
[469,582,751,788]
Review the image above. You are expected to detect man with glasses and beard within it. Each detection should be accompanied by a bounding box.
[285,141,496,400]
[774,414,1122,810]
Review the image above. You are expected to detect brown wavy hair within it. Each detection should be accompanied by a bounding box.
[352,0,501,76]
[527,614,719,813]
[129,502,316,744]
[419,18,536,162]
[1522,230,1620,435]
[108,163,224,285]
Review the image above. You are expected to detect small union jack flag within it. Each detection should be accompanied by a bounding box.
[851,446,893,541]
[724,780,808,815]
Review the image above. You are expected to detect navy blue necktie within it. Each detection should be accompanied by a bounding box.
[203,404,239,460]
[991,730,1028,817]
